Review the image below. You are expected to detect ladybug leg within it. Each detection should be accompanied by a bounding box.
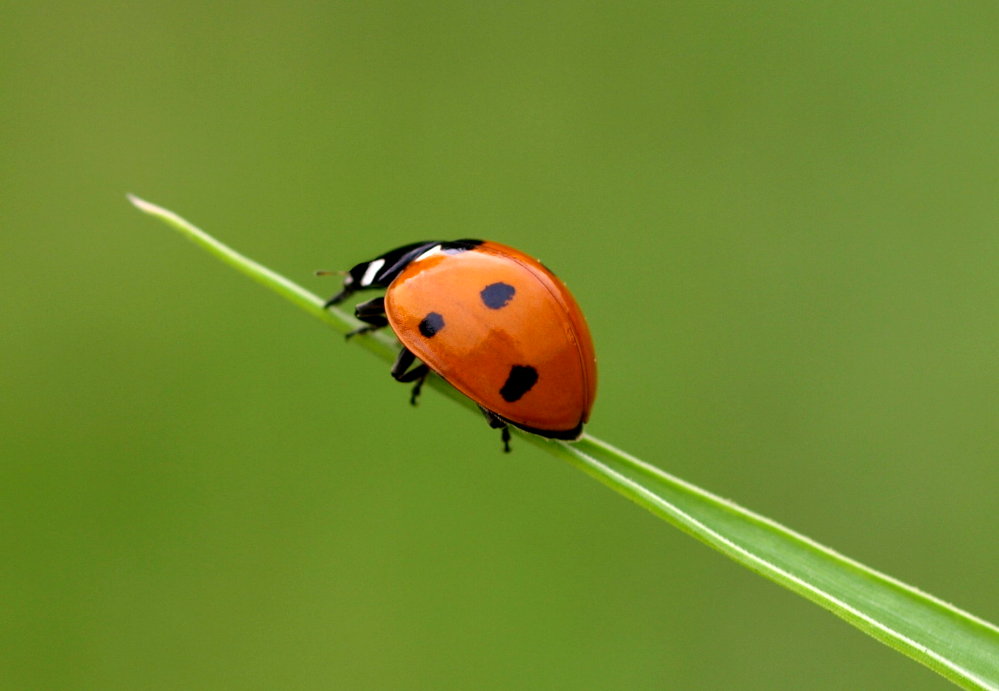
[407,371,428,406]
[346,297,389,339]
[391,347,430,406]
[479,407,513,453]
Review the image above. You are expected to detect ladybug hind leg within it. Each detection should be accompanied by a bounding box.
[391,347,430,406]
[480,407,512,453]
[346,297,389,339]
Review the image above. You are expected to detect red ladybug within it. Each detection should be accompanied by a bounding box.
[325,240,597,451]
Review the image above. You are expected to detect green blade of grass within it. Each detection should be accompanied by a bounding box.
[130,194,999,690]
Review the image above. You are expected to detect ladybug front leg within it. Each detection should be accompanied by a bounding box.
[391,347,430,406]
[346,297,389,339]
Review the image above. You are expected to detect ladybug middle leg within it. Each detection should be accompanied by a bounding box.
[391,347,430,406]
[343,295,429,405]
[346,297,389,339]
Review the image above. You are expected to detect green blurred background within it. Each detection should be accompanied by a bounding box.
[3,2,997,688]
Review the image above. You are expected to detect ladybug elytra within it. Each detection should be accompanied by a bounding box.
[326,240,596,452]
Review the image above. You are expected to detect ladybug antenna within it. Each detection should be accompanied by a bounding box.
[314,269,346,277]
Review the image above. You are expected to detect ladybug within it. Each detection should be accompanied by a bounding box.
[325,240,597,452]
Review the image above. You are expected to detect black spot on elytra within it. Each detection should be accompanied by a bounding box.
[481,282,516,309]
[418,312,445,338]
[499,365,538,402]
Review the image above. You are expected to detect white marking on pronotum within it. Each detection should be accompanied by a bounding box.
[414,244,443,263]
[360,258,386,287]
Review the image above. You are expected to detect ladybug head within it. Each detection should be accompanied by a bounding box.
[323,239,486,308]
[323,260,376,306]
[324,241,435,307]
